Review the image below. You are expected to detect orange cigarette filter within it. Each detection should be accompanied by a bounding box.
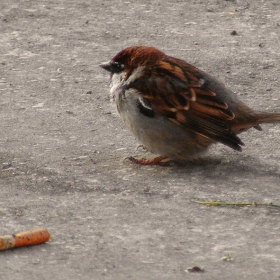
[0,228,50,251]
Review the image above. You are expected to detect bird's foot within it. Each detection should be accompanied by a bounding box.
[127,155,171,166]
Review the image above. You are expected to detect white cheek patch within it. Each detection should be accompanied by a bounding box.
[110,66,144,101]
[110,66,143,91]
[125,66,144,85]
[110,73,123,95]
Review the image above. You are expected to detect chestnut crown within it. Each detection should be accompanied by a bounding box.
[100,46,165,73]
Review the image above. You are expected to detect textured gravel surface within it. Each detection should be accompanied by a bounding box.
[0,0,280,279]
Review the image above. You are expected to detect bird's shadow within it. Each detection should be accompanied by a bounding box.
[171,153,280,181]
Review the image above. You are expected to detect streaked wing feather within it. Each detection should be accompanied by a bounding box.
[131,57,244,151]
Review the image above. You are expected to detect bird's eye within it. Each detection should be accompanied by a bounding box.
[111,62,124,73]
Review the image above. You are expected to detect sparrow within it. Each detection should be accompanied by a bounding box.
[100,46,280,164]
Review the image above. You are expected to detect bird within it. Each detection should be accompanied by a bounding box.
[100,46,280,164]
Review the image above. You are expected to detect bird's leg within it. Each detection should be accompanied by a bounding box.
[135,144,149,153]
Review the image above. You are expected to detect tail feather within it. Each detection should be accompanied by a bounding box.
[255,112,280,124]
[232,111,280,134]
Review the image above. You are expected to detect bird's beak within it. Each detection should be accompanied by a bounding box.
[99,61,112,72]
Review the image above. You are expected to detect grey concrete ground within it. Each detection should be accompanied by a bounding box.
[0,0,280,279]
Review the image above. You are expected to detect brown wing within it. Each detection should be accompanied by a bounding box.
[132,57,244,151]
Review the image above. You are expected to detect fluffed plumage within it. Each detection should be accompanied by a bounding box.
[100,46,280,163]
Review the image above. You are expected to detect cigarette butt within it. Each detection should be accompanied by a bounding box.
[0,228,50,251]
